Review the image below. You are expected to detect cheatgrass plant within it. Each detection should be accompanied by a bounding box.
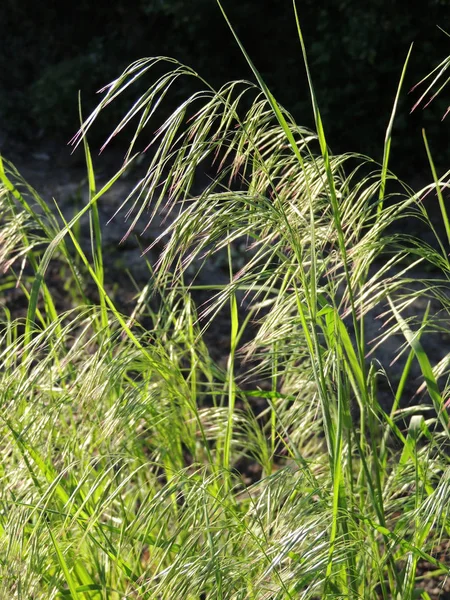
[1,3,450,599]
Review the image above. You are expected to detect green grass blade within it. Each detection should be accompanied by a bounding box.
[378,45,413,213]
[388,296,449,431]
[24,159,132,349]
[422,128,450,250]
[47,525,82,599]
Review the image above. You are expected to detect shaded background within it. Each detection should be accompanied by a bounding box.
[1,0,450,180]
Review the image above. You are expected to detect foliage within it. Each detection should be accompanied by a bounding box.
[0,3,450,598]
[1,0,450,173]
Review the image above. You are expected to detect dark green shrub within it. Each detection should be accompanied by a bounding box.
[1,0,449,174]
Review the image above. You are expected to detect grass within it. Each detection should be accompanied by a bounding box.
[1,3,450,598]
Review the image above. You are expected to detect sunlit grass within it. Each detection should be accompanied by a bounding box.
[0,3,450,598]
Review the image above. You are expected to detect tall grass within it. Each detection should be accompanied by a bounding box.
[0,3,450,598]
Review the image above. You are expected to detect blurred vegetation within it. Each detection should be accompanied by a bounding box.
[1,0,450,175]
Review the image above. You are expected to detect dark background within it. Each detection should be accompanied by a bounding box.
[1,0,450,180]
